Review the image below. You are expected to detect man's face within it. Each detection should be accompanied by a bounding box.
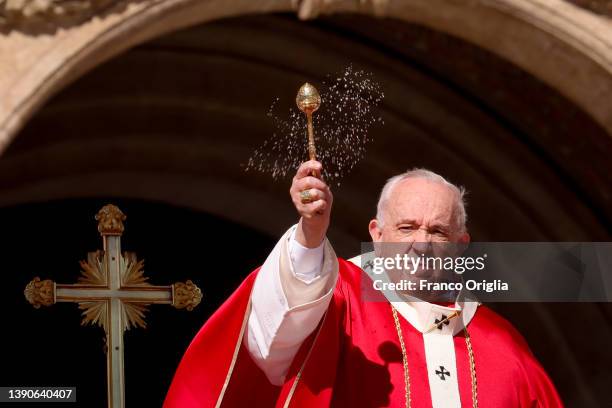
[368,178,470,295]
[369,178,468,245]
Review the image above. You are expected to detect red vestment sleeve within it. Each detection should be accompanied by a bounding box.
[163,267,345,407]
[163,269,278,407]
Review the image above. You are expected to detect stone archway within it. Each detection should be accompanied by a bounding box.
[2,0,612,153]
[1,0,611,243]
[1,2,611,406]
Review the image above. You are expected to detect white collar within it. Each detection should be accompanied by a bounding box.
[348,253,480,336]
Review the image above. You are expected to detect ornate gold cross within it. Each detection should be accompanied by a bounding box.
[23,204,202,408]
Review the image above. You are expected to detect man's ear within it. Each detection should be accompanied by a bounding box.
[459,231,470,245]
[452,231,471,257]
[369,219,383,242]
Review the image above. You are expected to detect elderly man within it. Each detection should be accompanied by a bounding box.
[165,161,562,407]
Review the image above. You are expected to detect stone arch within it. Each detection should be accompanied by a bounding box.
[1,0,612,154]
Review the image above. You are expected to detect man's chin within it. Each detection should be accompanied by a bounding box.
[399,289,456,303]
[411,269,433,279]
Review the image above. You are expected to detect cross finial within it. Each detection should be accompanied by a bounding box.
[24,277,55,308]
[95,204,126,236]
[173,280,203,311]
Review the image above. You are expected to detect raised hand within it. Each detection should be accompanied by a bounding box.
[289,160,333,248]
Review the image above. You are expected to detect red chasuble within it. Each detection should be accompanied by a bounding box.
[164,258,563,407]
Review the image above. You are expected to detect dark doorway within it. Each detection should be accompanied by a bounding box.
[0,199,274,407]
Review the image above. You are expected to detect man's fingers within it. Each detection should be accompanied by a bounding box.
[300,199,328,218]
[292,188,325,208]
[294,176,329,193]
[290,161,332,221]
[295,160,323,180]
[297,188,326,204]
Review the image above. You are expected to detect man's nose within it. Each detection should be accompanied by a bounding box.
[411,228,432,254]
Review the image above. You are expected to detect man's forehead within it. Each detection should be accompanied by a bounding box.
[390,177,456,200]
[385,178,457,220]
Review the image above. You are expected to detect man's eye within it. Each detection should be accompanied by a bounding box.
[433,230,451,239]
[399,226,416,232]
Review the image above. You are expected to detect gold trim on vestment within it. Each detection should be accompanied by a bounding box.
[214,295,252,408]
[282,309,329,408]
[212,287,329,408]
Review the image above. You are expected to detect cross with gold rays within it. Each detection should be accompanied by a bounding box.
[24,204,203,408]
